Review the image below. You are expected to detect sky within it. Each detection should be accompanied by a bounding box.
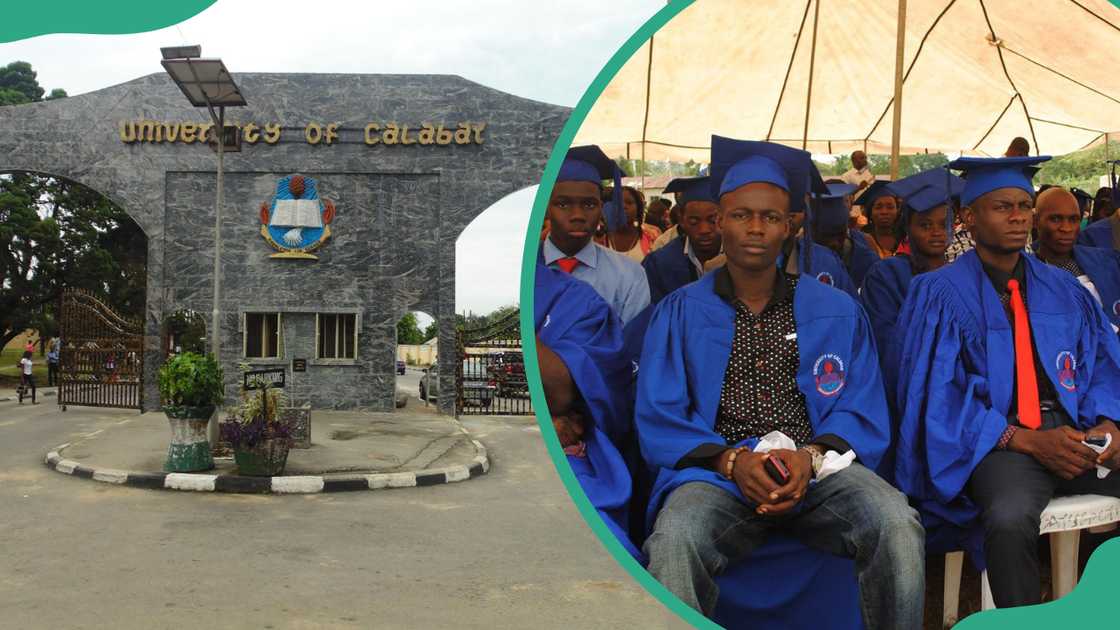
[0,0,664,319]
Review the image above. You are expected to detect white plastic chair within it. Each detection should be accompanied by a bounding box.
[943,493,1120,628]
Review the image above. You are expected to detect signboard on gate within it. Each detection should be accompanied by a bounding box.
[244,368,285,390]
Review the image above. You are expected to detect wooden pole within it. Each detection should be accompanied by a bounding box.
[803,0,821,150]
[890,0,907,179]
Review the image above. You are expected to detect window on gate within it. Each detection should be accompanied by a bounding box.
[244,313,282,358]
[317,313,356,359]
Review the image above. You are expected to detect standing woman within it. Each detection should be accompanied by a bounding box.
[856,181,904,259]
[18,350,37,404]
[604,186,662,262]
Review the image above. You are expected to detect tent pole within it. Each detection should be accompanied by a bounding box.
[890,0,907,179]
[802,0,821,150]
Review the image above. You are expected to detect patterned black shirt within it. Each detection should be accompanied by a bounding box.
[673,267,851,470]
[713,270,814,445]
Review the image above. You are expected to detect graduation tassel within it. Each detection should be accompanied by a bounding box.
[802,173,814,277]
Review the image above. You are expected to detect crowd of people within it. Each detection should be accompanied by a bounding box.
[534,136,1120,629]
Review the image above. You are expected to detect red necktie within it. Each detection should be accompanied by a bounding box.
[1008,279,1042,429]
[555,257,580,274]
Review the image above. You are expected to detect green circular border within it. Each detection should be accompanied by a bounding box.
[518,1,1120,628]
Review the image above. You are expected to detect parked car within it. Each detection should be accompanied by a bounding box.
[419,360,496,408]
[396,360,406,375]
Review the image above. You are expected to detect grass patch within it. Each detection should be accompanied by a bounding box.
[0,348,50,386]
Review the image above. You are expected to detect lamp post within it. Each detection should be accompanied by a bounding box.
[161,46,246,444]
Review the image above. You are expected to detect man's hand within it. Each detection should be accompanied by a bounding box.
[757,449,813,516]
[1087,419,1120,469]
[856,179,871,191]
[552,411,585,448]
[1008,426,1098,480]
[729,449,811,516]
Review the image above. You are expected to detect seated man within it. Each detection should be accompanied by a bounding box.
[636,136,923,628]
[541,145,650,324]
[893,156,1120,608]
[861,168,963,368]
[534,262,640,558]
[813,182,881,289]
[703,185,860,298]
[642,176,721,304]
[1033,186,1120,332]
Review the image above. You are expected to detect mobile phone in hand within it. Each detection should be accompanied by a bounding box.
[1085,435,1109,448]
[764,454,790,485]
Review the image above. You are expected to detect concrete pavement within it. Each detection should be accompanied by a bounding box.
[0,395,671,629]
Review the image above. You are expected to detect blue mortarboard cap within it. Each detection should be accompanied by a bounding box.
[709,136,827,214]
[852,180,894,209]
[826,182,858,198]
[664,176,715,207]
[813,192,850,232]
[885,169,964,215]
[947,155,1051,207]
[710,136,827,274]
[557,145,626,231]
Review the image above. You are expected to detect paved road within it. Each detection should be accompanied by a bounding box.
[0,399,674,629]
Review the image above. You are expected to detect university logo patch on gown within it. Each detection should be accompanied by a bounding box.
[813,354,845,396]
[816,271,834,286]
[1055,351,1077,391]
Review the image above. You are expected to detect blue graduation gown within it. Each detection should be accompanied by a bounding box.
[636,271,890,513]
[892,250,1120,541]
[1078,218,1115,249]
[634,270,887,630]
[860,257,913,370]
[1072,245,1120,331]
[846,228,882,289]
[641,236,699,305]
[783,241,860,298]
[534,263,640,559]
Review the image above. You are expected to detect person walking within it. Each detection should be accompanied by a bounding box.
[18,350,38,404]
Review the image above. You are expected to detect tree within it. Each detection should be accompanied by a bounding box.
[423,320,438,342]
[0,61,45,102]
[1,61,146,349]
[396,313,424,345]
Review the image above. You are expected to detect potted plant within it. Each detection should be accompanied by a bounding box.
[157,352,224,472]
[220,371,294,476]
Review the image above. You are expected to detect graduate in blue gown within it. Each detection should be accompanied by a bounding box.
[636,136,923,629]
[1078,170,1119,249]
[854,180,904,259]
[860,168,963,370]
[533,263,641,559]
[892,156,1120,608]
[814,182,881,289]
[1033,186,1120,332]
[642,176,721,304]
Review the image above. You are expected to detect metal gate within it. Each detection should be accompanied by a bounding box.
[58,288,145,411]
[456,312,531,416]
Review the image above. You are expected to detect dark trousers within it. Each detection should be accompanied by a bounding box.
[19,374,36,403]
[47,361,58,387]
[967,450,1120,607]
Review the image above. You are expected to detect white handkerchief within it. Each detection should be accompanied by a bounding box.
[1083,433,1113,479]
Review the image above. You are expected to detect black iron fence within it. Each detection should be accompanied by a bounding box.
[456,313,531,416]
[57,289,145,412]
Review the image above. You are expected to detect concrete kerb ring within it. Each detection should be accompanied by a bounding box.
[43,440,490,494]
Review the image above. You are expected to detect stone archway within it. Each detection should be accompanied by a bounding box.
[0,72,568,412]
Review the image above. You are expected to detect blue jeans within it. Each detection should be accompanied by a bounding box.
[644,463,924,629]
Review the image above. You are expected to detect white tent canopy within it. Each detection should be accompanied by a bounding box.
[575,0,1120,164]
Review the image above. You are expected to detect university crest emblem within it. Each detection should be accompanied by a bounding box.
[259,174,336,259]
